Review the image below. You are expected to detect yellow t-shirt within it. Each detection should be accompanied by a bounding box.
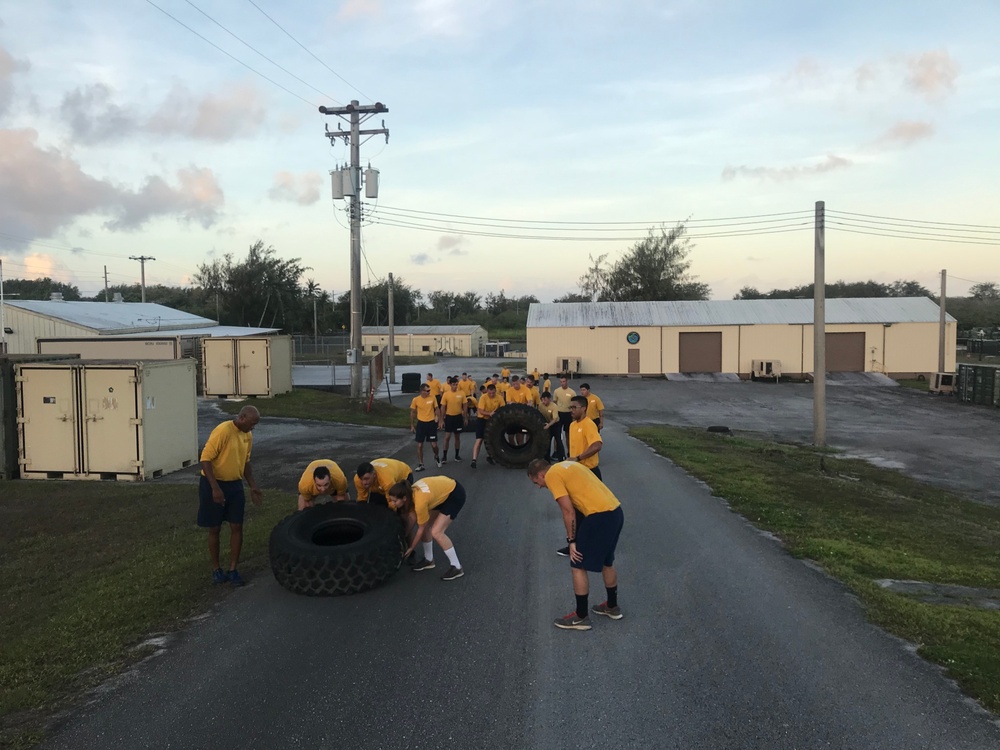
[477,393,505,418]
[544,462,620,516]
[552,386,576,412]
[410,394,439,422]
[411,476,458,525]
[538,401,559,424]
[425,378,443,397]
[354,458,412,501]
[298,459,348,498]
[200,421,252,482]
[505,386,532,405]
[441,389,466,417]
[532,368,540,381]
[458,378,477,397]
[500,367,511,379]
[543,378,551,392]
[497,381,510,400]
[569,417,602,469]
[586,393,605,421]
[528,386,541,408]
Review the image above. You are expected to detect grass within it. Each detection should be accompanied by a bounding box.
[630,425,1000,714]
[896,378,930,391]
[0,482,294,748]
[215,388,410,428]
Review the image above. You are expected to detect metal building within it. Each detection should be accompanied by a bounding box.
[527,298,956,378]
[361,326,489,357]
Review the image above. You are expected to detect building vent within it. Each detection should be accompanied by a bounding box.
[751,359,781,381]
[50,292,64,301]
[930,372,955,395]
[112,293,124,303]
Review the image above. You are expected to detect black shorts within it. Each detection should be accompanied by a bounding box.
[475,417,489,439]
[444,414,464,433]
[590,466,603,482]
[434,482,467,520]
[414,420,438,443]
[197,476,246,527]
[571,506,624,572]
[558,412,573,431]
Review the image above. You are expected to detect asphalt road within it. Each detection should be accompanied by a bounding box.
[42,420,1000,749]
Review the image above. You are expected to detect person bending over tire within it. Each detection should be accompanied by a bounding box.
[297,459,349,510]
[355,458,414,508]
[388,477,466,581]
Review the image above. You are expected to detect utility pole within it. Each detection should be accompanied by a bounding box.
[813,201,826,448]
[0,258,6,355]
[321,100,388,398]
[103,266,110,302]
[129,255,155,303]
[313,297,319,351]
[388,272,396,384]
[938,269,947,373]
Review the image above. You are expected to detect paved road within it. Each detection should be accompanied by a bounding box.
[43,421,1000,749]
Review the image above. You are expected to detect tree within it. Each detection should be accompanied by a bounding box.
[970,282,1000,301]
[733,287,764,300]
[2,277,82,300]
[553,292,591,303]
[594,224,710,302]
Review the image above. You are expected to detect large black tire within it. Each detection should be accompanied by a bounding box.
[484,403,549,469]
[269,503,405,596]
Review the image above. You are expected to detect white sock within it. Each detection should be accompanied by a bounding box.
[422,542,434,561]
[444,546,461,569]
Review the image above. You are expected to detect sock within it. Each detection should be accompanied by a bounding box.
[422,542,434,562]
[455,450,460,458]
[575,594,589,619]
[444,546,461,569]
[606,586,618,608]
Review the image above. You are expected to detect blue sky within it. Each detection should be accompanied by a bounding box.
[0,0,997,303]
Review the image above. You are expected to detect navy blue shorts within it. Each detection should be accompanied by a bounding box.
[443,415,464,433]
[434,482,466,520]
[414,420,438,443]
[590,466,603,482]
[197,476,246,528]
[475,417,488,439]
[571,506,624,572]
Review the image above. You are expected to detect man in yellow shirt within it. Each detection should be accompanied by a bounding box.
[579,383,606,431]
[471,382,504,468]
[296,459,349,510]
[497,376,510,402]
[354,457,414,507]
[410,384,442,471]
[538,391,564,461]
[500,366,511,380]
[425,372,444,406]
[198,405,263,586]
[439,377,469,463]
[552,374,576,449]
[542,372,552,393]
[523,374,542,408]
[528,458,624,630]
[505,375,532,405]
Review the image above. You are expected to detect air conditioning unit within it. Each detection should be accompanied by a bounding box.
[556,356,582,376]
[930,372,955,395]
[751,359,781,381]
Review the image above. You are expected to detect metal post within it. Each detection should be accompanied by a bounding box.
[129,255,155,303]
[388,272,396,383]
[813,201,826,448]
[0,259,6,355]
[104,265,109,302]
[938,269,947,373]
[313,297,318,351]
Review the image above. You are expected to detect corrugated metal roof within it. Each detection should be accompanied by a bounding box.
[362,325,487,335]
[104,326,280,338]
[6,301,215,333]
[527,297,955,327]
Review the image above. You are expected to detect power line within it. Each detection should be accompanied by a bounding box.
[144,0,318,108]
[827,213,1000,237]
[245,0,368,103]
[827,223,1000,246]
[826,209,1000,231]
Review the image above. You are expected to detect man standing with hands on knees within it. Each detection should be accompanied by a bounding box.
[198,405,263,587]
[527,458,624,630]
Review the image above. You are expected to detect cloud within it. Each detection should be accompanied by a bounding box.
[721,154,852,182]
[0,44,29,118]
[269,171,323,205]
[59,82,268,143]
[905,50,958,100]
[0,128,224,249]
[411,253,432,265]
[338,0,382,20]
[448,248,468,256]
[873,121,935,148]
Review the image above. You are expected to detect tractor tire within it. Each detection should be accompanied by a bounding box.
[269,502,405,596]
[484,403,550,469]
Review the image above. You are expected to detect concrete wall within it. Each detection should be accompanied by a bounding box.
[364,333,479,357]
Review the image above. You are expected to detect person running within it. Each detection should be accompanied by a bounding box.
[471,382,504,468]
[425,372,444,406]
[579,383,606,431]
[410,383,442,471]
[539,391,564,461]
[527,458,624,630]
[500,365,511,380]
[439,377,469,463]
[505,375,532,405]
[296,459,349,510]
[198,405,263,587]
[389,476,467,581]
[354,458,414,507]
[552,374,576,449]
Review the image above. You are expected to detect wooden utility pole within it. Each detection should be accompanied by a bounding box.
[813,201,826,448]
[938,269,947,373]
[103,266,110,302]
[388,273,396,383]
[129,255,155,303]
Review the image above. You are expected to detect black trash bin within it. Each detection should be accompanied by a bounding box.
[401,372,421,393]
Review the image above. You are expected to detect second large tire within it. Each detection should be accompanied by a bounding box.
[483,403,550,469]
[269,502,405,596]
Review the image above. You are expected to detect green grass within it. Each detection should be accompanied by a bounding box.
[896,378,931,391]
[0,482,294,748]
[630,425,1000,714]
[216,388,410,428]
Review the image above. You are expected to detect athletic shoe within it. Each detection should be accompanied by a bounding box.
[486,456,495,465]
[411,559,436,572]
[440,566,464,581]
[453,455,462,462]
[228,570,246,587]
[553,612,591,631]
[470,460,477,469]
[556,546,570,557]
[415,464,426,472]
[211,568,227,585]
[592,602,623,620]
[441,456,448,465]
[436,459,443,468]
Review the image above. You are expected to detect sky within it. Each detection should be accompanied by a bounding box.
[0,0,998,305]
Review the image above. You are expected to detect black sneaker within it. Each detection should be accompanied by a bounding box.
[556,546,570,557]
[453,455,462,462]
[441,456,448,465]
[411,559,436,572]
[553,612,591,630]
[592,602,623,620]
[470,459,477,469]
[440,566,464,581]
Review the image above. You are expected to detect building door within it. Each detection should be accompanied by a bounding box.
[628,349,640,374]
[203,339,236,395]
[826,332,865,372]
[679,332,723,372]
[17,367,80,474]
[237,339,271,396]
[82,367,139,475]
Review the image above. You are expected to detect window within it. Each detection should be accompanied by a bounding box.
[371,346,379,352]
[394,346,399,352]
[422,345,430,352]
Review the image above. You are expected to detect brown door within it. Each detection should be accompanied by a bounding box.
[628,349,640,374]
[679,332,722,372]
[826,332,865,372]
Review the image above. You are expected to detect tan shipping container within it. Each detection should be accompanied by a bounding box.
[202,335,292,398]
[15,359,198,481]
[37,336,181,360]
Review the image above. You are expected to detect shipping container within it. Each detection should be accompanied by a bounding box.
[38,336,182,360]
[15,359,198,481]
[202,335,292,398]
[956,363,1000,407]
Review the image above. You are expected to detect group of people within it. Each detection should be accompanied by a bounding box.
[196,368,623,631]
